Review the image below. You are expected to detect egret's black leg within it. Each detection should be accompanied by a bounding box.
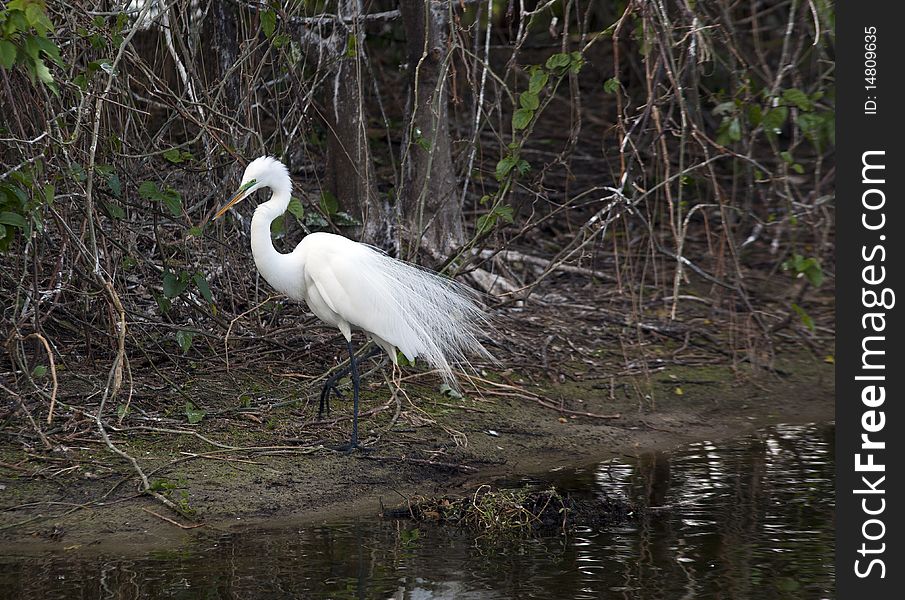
[348,338,361,448]
[318,346,382,417]
[319,367,348,417]
[326,340,363,453]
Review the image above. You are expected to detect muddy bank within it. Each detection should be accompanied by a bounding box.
[0,349,833,554]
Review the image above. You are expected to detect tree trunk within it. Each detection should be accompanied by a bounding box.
[209,1,240,115]
[399,0,464,256]
[324,1,392,248]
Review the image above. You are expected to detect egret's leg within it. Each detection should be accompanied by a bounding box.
[318,346,383,417]
[331,339,374,453]
[317,346,381,418]
[348,338,361,448]
[319,369,347,417]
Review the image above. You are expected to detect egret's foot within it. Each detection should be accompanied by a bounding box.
[330,441,373,454]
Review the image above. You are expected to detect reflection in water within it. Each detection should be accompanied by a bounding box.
[0,423,834,599]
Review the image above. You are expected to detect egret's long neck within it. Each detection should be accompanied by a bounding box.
[250,183,298,294]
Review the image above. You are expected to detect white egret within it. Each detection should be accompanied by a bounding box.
[213,157,493,449]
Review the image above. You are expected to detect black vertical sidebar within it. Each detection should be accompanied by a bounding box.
[837,3,902,597]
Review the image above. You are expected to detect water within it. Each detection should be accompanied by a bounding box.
[0,423,835,599]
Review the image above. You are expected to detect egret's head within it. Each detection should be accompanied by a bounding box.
[213,156,291,220]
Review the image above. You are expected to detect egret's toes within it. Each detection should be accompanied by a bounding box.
[330,441,372,454]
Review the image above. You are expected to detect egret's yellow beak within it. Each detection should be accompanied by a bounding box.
[213,179,256,221]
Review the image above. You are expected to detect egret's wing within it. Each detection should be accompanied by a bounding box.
[303,241,399,344]
[302,234,493,384]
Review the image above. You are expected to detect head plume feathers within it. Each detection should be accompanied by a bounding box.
[243,156,292,195]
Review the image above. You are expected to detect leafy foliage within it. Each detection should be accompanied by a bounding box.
[784,254,825,288]
[184,401,205,424]
[139,181,184,217]
[0,0,62,93]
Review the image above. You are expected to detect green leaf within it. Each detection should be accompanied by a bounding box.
[545,52,570,70]
[2,183,28,206]
[33,57,53,84]
[781,88,811,111]
[116,403,129,419]
[0,40,16,70]
[512,108,533,130]
[160,189,183,217]
[163,270,190,299]
[193,273,213,303]
[716,116,741,146]
[476,214,491,235]
[528,70,548,94]
[712,101,736,117]
[287,197,305,220]
[163,148,183,164]
[495,204,514,223]
[154,293,171,314]
[792,163,804,174]
[184,401,205,424]
[261,9,276,38]
[762,107,788,135]
[796,112,824,144]
[787,254,824,287]
[107,174,121,197]
[495,155,517,181]
[791,304,815,332]
[0,211,26,228]
[747,104,763,127]
[24,4,45,28]
[519,91,539,110]
[34,36,62,66]
[412,127,431,151]
[150,478,177,491]
[104,202,125,219]
[31,365,47,379]
[270,214,285,235]
[727,117,741,141]
[803,263,824,287]
[603,77,620,94]
[138,181,159,200]
[476,203,514,235]
[176,330,193,353]
[569,51,584,73]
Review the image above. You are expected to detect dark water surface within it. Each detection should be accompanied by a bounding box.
[0,423,835,599]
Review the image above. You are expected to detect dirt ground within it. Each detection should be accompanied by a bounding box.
[0,342,833,555]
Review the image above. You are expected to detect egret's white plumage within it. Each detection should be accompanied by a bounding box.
[213,157,492,446]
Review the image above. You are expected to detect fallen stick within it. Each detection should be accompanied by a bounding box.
[141,507,206,530]
[532,398,621,420]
